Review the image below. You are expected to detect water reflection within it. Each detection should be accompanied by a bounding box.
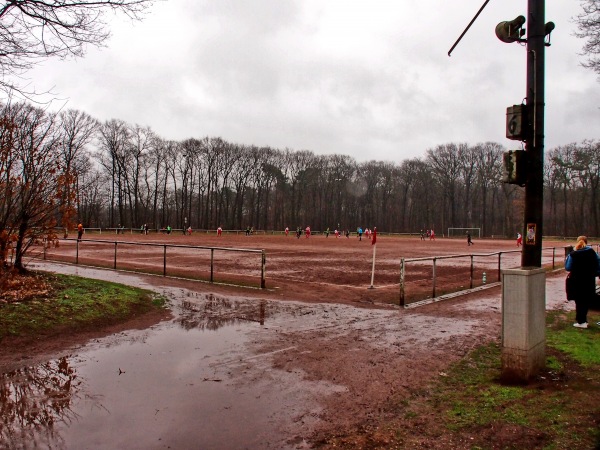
[178,293,269,330]
[0,356,99,448]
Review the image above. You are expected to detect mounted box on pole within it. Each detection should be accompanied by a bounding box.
[506,104,528,141]
[502,150,527,186]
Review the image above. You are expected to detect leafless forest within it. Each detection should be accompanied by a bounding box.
[2,102,599,240]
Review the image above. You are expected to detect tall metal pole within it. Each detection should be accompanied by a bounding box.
[522,0,545,268]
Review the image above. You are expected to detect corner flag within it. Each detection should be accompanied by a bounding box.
[369,227,377,288]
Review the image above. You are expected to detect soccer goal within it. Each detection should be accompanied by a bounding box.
[447,227,481,239]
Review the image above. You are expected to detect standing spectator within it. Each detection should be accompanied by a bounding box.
[467,232,473,246]
[516,232,522,246]
[565,235,600,328]
[77,223,84,242]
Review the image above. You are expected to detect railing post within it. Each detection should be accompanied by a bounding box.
[432,258,437,298]
[113,242,117,270]
[552,247,556,269]
[469,255,474,289]
[76,239,79,265]
[498,252,502,282]
[163,245,167,276]
[261,250,266,289]
[400,258,405,306]
[210,248,214,283]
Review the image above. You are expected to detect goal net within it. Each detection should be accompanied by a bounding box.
[447,227,481,239]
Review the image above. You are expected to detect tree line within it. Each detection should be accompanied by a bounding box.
[1,101,599,268]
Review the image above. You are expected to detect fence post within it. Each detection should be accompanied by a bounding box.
[399,258,405,306]
[210,248,214,283]
[261,250,266,289]
[498,252,502,282]
[432,258,437,298]
[469,255,474,289]
[163,245,167,276]
[113,242,117,270]
[76,239,79,265]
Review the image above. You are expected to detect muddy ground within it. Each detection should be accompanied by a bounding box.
[1,235,577,448]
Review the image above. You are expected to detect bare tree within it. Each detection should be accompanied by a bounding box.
[0,0,155,96]
[75,155,104,226]
[474,142,503,236]
[572,140,600,235]
[230,145,254,229]
[573,0,600,77]
[546,144,577,236]
[125,124,155,227]
[97,119,129,227]
[426,143,464,231]
[57,109,99,227]
[0,102,71,270]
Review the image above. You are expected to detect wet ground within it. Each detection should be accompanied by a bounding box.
[1,262,575,449]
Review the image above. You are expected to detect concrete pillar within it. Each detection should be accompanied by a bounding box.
[501,268,546,382]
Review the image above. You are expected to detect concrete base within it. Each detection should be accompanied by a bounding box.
[501,267,546,382]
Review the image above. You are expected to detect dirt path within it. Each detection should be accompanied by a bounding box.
[1,261,574,448]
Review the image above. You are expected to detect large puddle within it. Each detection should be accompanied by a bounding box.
[2,264,342,449]
[2,262,508,449]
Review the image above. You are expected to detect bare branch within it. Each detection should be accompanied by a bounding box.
[0,0,156,97]
[573,0,600,77]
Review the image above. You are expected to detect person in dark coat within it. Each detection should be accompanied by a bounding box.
[565,235,600,328]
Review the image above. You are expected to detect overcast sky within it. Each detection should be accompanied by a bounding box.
[21,0,600,163]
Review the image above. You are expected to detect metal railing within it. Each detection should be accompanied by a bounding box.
[399,246,574,307]
[41,238,266,289]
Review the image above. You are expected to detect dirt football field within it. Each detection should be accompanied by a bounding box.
[36,231,570,306]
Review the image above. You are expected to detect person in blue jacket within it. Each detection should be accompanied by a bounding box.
[565,235,600,328]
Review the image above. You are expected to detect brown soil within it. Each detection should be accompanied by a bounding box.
[33,233,564,305]
[1,234,581,448]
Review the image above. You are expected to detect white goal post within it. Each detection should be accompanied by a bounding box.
[447,227,481,239]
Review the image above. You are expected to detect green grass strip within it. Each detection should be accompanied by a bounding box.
[0,273,167,340]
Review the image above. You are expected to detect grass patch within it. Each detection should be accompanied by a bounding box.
[426,310,600,449]
[0,272,167,340]
[546,310,600,365]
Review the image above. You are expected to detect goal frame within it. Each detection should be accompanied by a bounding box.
[447,227,481,239]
